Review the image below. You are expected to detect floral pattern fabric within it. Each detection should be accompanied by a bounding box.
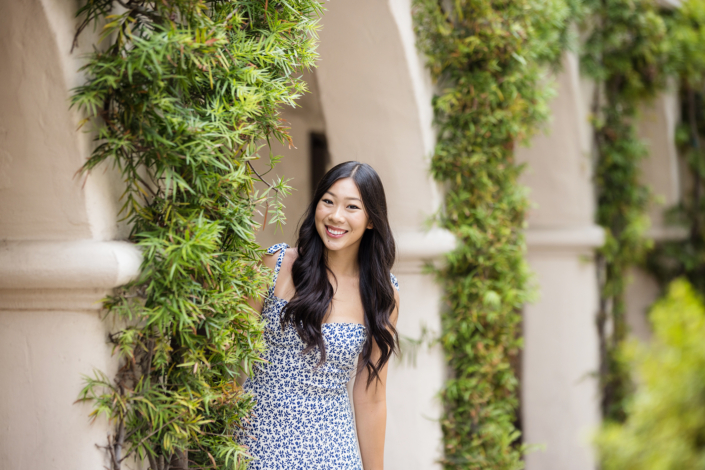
[235,243,399,469]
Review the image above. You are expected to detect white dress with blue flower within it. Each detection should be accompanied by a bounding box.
[235,243,399,469]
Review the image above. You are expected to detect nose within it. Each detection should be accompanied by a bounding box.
[329,204,345,225]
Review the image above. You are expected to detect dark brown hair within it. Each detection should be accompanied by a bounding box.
[282,161,398,386]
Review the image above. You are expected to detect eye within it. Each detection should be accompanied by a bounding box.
[321,198,333,205]
[347,204,361,210]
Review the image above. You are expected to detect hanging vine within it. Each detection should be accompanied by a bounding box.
[412,0,572,467]
[647,0,705,294]
[72,1,321,469]
[593,5,705,466]
[580,0,670,422]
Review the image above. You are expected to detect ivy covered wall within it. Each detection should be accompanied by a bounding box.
[412,0,574,467]
[414,0,705,467]
[580,0,670,423]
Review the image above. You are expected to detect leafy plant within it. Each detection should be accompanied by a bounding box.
[71,1,322,469]
[595,279,705,469]
[580,0,670,422]
[647,0,705,295]
[412,0,573,467]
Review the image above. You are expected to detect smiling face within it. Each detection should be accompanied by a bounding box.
[314,177,373,253]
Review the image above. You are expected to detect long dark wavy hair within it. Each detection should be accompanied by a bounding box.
[282,161,398,387]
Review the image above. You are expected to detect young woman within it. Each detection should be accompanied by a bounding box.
[235,161,401,469]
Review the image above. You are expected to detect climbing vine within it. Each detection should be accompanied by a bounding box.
[580,0,670,422]
[647,0,705,294]
[413,0,572,467]
[593,5,705,464]
[72,1,321,469]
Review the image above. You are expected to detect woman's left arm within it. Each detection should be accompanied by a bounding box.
[353,289,400,470]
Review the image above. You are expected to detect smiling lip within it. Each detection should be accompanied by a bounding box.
[326,225,348,238]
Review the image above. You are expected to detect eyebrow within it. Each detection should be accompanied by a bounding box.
[325,190,362,202]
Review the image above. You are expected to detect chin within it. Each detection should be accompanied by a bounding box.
[320,236,345,250]
[327,239,349,249]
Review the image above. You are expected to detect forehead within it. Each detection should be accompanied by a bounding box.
[326,178,362,200]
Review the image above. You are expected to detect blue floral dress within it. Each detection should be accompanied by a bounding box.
[235,243,399,470]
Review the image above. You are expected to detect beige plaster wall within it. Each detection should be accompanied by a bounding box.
[0,309,114,470]
[1,1,679,469]
[0,0,91,240]
[383,270,445,469]
[518,53,595,228]
[518,53,602,470]
[0,2,140,470]
[638,91,681,230]
[522,249,601,470]
[0,0,127,242]
[255,69,326,249]
[316,0,439,233]
[624,267,659,342]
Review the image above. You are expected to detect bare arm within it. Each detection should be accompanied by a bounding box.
[353,289,400,470]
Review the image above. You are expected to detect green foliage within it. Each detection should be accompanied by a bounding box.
[647,0,705,295]
[579,0,670,422]
[595,279,705,469]
[72,1,321,469]
[412,1,572,467]
[664,0,705,87]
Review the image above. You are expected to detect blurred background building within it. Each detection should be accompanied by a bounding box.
[0,0,683,469]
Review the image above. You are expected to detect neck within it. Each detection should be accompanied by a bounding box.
[325,242,360,277]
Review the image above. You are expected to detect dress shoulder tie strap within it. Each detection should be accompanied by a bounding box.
[390,272,400,292]
[266,243,289,297]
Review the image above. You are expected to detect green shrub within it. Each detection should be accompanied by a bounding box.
[596,279,705,469]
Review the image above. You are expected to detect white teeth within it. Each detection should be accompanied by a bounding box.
[327,227,346,235]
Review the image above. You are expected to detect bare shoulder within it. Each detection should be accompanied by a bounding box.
[274,246,298,277]
[260,246,296,298]
[271,246,298,299]
[260,245,296,270]
[261,249,279,271]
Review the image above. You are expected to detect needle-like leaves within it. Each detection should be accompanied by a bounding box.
[72,1,322,469]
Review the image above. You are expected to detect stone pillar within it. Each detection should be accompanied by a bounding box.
[0,1,141,469]
[0,242,141,470]
[315,0,450,468]
[517,53,603,470]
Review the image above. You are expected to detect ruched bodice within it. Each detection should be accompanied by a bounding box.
[234,243,398,469]
[255,293,367,397]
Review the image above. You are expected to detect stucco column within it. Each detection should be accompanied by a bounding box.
[315,1,450,468]
[0,1,142,469]
[0,241,141,470]
[517,53,603,470]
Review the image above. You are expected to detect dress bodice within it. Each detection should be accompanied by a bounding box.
[256,294,367,396]
[251,243,369,396]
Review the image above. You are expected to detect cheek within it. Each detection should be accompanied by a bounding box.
[314,205,326,223]
[351,214,370,232]
[314,206,333,233]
